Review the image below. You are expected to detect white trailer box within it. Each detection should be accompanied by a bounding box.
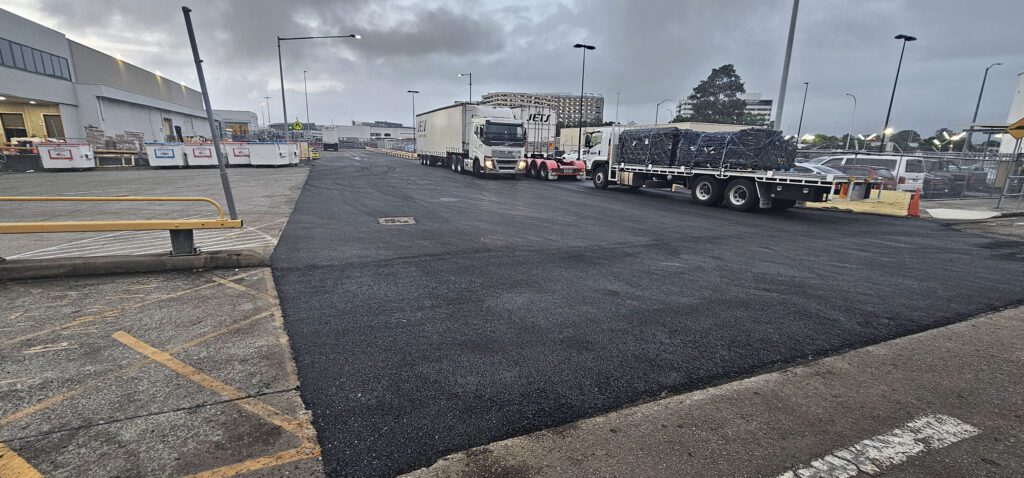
[288,143,300,165]
[145,142,186,167]
[322,126,340,151]
[38,143,95,170]
[184,143,220,167]
[224,142,252,166]
[513,106,557,157]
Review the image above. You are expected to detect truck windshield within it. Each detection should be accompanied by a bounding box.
[482,123,525,145]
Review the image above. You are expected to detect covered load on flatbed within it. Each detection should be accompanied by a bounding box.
[617,127,796,170]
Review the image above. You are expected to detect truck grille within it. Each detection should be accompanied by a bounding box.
[492,149,520,159]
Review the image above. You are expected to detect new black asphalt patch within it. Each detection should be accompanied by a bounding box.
[272,150,1024,477]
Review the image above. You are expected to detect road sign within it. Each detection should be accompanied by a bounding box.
[292,120,304,131]
[1008,116,1024,140]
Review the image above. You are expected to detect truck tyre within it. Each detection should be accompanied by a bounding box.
[457,158,465,174]
[528,163,538,178]
[473,159,482,177]
[593,164,609,190]
[690,176,723,206]
[770,200,794,211]
[540,165,551,180]
[724,178,758,211]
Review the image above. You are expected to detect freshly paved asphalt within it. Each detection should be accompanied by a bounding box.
[272,149,1024,477]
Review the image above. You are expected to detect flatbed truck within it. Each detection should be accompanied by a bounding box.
[587,128,853,211]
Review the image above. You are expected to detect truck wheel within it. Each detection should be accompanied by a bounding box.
[690,176,723,206]
[593,165,609,190]
[540,165,551,180]
[528,163,538,178]
[770,199,797,211]
[456,158,465,174]
[724,178,758,211]
[473,159,482,177]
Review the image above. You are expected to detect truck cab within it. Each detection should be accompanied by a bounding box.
[465,118,528,175]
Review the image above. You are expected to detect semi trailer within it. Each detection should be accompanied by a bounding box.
[588,126,855,212]
[322,125,340,151]
[512,106,585,180]
[416,103,528,177]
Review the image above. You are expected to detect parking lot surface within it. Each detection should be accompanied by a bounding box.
[0,268,322,477]
[0,166,307,259]
[272,150,1024,476]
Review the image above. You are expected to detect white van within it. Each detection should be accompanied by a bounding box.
[814,155,925,192]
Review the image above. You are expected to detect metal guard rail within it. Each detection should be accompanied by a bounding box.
[0,196,243,256]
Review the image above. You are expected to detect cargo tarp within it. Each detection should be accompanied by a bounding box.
[618,127,796,170]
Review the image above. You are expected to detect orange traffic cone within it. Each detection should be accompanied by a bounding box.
[907,188,921,218]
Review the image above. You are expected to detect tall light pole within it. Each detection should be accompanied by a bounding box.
[879,33,916,153]
[407,90,419,139]
[963,62,1002,152]
[277,33,360,140]
[303,70,310,126]
[655,99,672,125]
[844,93,857,150]
[573,43,595,161]
[795,82,809,142]
[458,73,472,102]
[774,0,800,130]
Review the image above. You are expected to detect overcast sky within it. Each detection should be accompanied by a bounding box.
[6,0,1023,136]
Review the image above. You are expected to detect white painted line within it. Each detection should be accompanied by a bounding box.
[775,414,979,478]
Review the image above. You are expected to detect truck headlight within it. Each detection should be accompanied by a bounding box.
[484,158,495,170]
[517,160,527,170]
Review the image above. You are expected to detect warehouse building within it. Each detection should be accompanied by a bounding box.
[481,92,604,126]
[0,8,211,150]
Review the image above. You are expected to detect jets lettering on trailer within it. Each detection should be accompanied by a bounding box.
[526,113,551,123]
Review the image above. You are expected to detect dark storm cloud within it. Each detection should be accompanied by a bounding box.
[8,0,1023,135]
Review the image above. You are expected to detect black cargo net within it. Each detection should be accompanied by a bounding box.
[618,128,796,170]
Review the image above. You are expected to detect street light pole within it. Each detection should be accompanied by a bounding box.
[277,33,360,140]
[303,70,310,126]
[879,33,917,153]
[774,0,800,130]
[845,93,857,150]
[964,62,1002,152]
[573,43,595,162]
[407,90,419,138]
[796,82,809,141]
[655,99,672,125]
[458,73,472,102]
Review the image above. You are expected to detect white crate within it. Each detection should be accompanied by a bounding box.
[144,143,186,167]
[38,143,96,170]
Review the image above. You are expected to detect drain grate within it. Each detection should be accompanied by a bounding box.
[378,217,416,225]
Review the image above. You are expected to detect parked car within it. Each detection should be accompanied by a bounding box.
[830,164,897,190]
[815,155,925,192]
[792,163,848,176]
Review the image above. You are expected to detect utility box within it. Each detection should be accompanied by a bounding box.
[145,142,186,167]
[38,143,95,170]
[224,142,252,166]
[184,143,220,167]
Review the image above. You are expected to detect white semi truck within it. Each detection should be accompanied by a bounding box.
[322,125,340,151]
[587,126,858,212]
[416,103,528,177]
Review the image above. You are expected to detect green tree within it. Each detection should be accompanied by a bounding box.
[683,64,748,124]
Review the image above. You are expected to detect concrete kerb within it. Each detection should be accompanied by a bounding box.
[365,147,417,160]
[0,249,269,281]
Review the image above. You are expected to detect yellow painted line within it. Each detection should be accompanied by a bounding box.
[111,331,307,437]
[0,311,271,429]
[183,445,318,478]
[206,274,278,304]
[261,270,299,382]
[0,442,43,478]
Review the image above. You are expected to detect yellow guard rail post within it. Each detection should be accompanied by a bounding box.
[0,196,243,256]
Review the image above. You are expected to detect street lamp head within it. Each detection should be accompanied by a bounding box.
[458,73,470,77]
[352,34,362,39]
[573,43,595,50]
[884,127,895,135]
[894,34,917,42]
[407,90,419,94]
